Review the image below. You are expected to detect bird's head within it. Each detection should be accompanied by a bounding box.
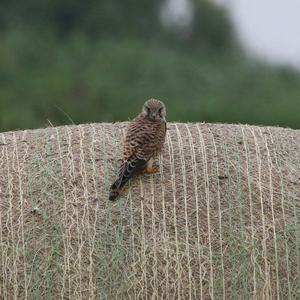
[142,99,166,122]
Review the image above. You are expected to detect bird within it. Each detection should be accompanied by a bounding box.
[109,99,167,201]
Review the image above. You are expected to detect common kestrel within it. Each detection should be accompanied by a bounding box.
[109,99,167,201]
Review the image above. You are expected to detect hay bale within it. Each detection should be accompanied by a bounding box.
[0,122,300,299]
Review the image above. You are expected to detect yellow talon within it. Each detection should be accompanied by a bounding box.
[143,166,159,174]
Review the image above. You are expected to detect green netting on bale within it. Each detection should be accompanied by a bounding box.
[0,122,300,299]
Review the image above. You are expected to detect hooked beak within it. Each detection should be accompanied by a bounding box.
[151,113,157,120]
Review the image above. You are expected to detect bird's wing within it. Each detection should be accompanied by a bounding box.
[122,115,157,161]
[109,157,147,200]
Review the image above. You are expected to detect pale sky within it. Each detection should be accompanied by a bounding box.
[224,0,300,68]
[167,0,300,69]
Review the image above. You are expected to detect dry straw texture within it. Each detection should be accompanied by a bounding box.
[0,122,300,299]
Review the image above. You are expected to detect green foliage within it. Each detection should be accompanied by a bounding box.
[0,29,299,130]
[191,0,235,50]
[0,0,163,38]
[0,0,299,131]
[164,0,235,52]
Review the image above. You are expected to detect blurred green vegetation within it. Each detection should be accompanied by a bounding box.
[0,0,299,131]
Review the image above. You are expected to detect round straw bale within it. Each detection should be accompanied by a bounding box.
[0,122,300,299]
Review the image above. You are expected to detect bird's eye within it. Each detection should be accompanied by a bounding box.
[146,107,151,115]
[158,108,163,116]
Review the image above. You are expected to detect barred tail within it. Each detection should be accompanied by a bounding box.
[109,158,147,201]
[109,183,122,201]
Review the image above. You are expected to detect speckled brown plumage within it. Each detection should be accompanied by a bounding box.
[109,99,166,201]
